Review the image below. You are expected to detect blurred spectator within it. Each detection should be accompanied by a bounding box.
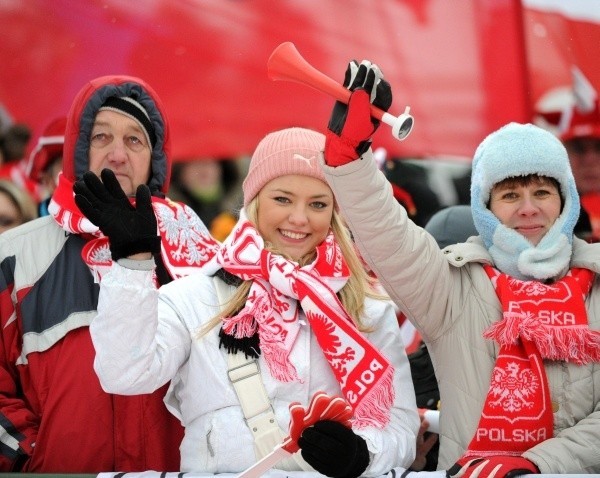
[0,123,31,163]
[451,168,472,205]
[559,99,600,242]
[0,123,41,202]
[169,157,242,241]
[0,180,37,234]
[424,204,478,248]
[25,117,66,216]
[383,158,441,227]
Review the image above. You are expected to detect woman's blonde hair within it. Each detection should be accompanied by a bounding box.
[200,196,384,336]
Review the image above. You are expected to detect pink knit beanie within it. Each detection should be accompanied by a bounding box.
[242,127,327,206]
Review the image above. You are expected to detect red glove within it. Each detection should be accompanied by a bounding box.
[325,89,377,166]
[447,455,539,478]
[325,60,392,167]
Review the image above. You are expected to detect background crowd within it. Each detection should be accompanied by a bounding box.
[3,89,599,244]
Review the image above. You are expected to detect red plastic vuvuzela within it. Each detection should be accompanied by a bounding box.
[267,42,414,140]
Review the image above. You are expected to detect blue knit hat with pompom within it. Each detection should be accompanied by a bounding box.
[471,122,579,280]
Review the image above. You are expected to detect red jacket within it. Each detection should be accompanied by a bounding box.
[0,75,186,472]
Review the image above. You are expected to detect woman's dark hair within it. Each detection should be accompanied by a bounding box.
[490,174,563,209]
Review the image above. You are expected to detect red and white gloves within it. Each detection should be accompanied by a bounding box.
[447,455,539,478]
[325,60,392,167]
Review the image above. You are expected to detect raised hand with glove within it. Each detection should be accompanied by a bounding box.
[325,59,392,167]
[297,420,369,478]
[447,455,539,478]
[73,168,161,261]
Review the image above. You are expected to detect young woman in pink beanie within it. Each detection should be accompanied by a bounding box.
[74,126,420,475]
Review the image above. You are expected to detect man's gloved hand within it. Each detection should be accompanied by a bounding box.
[73,168,160,261]
[297,420,369,478]
[325,59,392,167]
[447,455,539,478]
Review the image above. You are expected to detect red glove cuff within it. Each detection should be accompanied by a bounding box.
[324,90,376,167]
[324,130,363,167]
[449,455,539,478]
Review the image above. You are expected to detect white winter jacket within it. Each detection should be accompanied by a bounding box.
[322,152,600,474]
[90,263,420,474]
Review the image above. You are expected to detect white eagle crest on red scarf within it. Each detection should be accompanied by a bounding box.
[489,360,540,413]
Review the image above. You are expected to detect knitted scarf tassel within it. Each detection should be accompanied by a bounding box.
[484,315,600,365]
[222,292,300,382]
[351,367,395,429]
[222,303,261,339]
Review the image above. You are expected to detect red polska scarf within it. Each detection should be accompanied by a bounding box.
[49,173,219,281]
[216,219,394,429]
[463,265,598,458]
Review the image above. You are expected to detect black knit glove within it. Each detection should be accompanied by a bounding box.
[297,420,369,478]
[325,60,392,166]
[73,168,160,261]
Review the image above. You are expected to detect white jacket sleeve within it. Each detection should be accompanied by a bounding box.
[90,262,191,395]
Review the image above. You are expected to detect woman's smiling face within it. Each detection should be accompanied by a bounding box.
[256,174,334,261]
[490,176,562,246]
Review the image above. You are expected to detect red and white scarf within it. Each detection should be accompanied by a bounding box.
[49,173,219,281]
[214,217,394,429]
[463,265,599,458]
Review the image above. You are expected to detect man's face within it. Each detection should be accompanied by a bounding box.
[564,137,600,196]
[88,110,152,196]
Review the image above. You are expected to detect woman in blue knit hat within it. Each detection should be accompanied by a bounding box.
[320,60,600,476]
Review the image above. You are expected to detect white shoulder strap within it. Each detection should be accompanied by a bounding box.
[212,278,281,439]
[213,276,311,470]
